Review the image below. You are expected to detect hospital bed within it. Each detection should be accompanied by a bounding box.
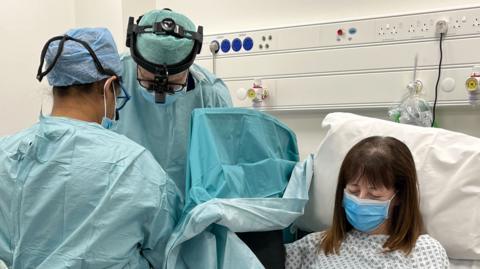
[295,112,480,269]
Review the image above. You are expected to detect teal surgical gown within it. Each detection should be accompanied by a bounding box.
[165,108,314,269]
[116,54,233,196]
[0,116,182,269]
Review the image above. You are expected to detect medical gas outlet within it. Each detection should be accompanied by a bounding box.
[209,40,220,54]
[465,66,480,105]
[237,79,269,106]
[209,37,254,55]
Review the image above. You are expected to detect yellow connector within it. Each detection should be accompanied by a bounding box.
[465,77,478,92]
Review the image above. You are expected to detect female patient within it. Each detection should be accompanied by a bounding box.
[286,136,448,268]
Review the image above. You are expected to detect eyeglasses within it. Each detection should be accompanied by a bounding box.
[136,67,187,93]
[116,81,131,111]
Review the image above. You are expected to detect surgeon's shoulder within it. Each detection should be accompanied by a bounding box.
[92,130,174,185]
[99,129,145,152]
[94,129,174,176]
[133,149,170,181]
[120,51,132,63]
[119,51,136,75]
[190,64,217,83]
[191,63,233,107]
[96,131,169,181]
[414,234,449,268]
[78,127,147,161]
[131,148,181,201]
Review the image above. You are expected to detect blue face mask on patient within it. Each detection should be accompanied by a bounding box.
[342,189,396,233]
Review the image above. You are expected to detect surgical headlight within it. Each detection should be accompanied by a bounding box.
[160,19,176,32]
[126,14,203,103]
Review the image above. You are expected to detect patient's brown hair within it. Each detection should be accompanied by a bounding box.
[319,136,423,255]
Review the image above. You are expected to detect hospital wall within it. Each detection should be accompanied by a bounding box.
[74,0,155,53]
[157,0,480,159]
[0,0,76,136]
[2,1,480,160]
[0,0,156,137]
[156,0,480,34]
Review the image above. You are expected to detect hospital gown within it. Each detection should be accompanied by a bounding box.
[0,116,182,269]
[285,230,449,268]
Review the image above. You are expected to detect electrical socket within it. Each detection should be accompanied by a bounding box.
[435,19,448,34]
[474,18,480,27]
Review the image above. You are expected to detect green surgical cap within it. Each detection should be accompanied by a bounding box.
[137,9,196,66]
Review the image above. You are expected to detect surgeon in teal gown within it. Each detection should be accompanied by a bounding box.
[0,28,182,269]
[116,9,232,196]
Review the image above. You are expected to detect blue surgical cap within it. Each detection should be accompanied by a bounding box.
[45,28,122,87]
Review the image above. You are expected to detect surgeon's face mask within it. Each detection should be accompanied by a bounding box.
[343,189,396,233]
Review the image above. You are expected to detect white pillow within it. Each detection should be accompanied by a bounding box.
[295,112,480,260]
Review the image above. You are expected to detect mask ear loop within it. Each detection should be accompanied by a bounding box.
[112,81,117,121]
[103,81,108,120]
[384,192,398,219]
[103,77,117,120]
